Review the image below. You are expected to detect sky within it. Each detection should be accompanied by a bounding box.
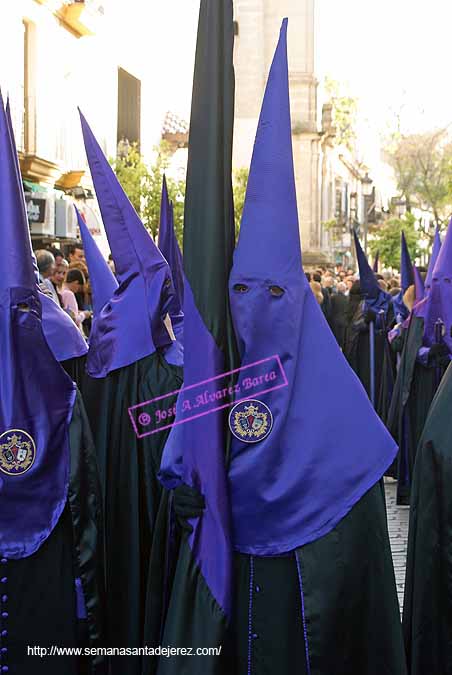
[107,0,452,177]
[316,0,452,136]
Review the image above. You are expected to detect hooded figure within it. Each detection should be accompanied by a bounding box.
[158,176,184,345]
[343,232,395,416]
[387,224,450,504]
[4,99,88,384]
[402,355,452,674]
[424,227,441,292]
[229,22,406,674]
[78,111,183,675]
[0,92,104,675]
[373,249,380,273]
[392,232,414,323]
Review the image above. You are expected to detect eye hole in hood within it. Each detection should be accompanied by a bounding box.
[233,283,249,294]
[269,285,285,297]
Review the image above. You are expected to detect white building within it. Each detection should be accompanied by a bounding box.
[0,0,149,253]
[233,0,323,262]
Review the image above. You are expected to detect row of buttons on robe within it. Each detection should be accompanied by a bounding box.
[252,584,261,640]
[0,558,8,672]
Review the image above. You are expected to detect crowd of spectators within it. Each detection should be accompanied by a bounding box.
[305,264,403,349]
[35,244,92,336]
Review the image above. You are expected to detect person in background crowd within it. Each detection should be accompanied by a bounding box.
[62,268,92,334]
[313,272,331,320]
[35,249,60,305]
[310,280,324,305]
[323,274,336,293]
[68,259,92,335]
[47,246,65,266]
[50,258,68,308]
[389,278,400,292]
[345,276,355,295]
[68,243,85,265]
[52,258,69,291]
[329,280,348,349]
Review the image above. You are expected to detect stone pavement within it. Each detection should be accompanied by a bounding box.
[385,479,410,614]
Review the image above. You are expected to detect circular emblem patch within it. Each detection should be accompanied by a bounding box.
[0,429,36,476]
[229,399,273,443]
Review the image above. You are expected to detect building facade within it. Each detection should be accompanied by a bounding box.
[233,0,323,263]
[0,0,144,253]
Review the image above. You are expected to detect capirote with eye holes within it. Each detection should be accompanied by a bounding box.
[233,283,285,297]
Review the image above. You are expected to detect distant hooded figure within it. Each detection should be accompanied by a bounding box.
[78,111,183,675]
[387,225,450,504]
[343,240,396,417]
[403,357,452,674]
[171,22,407,675]
[157,176,184,345]
[0,92,105,675]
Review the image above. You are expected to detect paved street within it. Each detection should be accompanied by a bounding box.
[385,480,410,614]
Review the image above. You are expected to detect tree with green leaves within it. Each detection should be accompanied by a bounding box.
[324,77,358,152]
[368,213,421,270]
[384,128,452,239]
[109,140,186,245]
[232,167,248,239]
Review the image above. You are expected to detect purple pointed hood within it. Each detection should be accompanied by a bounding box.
[372,250,379,273]
[79,110,177,377]
[354,230,391,315]
[5,98,87,363]
[158,175,184,343]
[415,218,452,350]
[424,227,441,291]
[401,231,414,291]
[227,20,397,555]
[413,265,425,304]
[0,90,76,559]
[393,231,415,321]
[75,206,118,315]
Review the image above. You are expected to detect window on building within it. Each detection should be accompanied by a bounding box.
[117,67,141,150]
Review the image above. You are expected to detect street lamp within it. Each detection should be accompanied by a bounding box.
[361,172,373,255]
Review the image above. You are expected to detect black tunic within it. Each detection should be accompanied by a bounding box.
[386,316,441,504]
[234,483,406,675]
[344,303,396,418]
[403,361,452,675]
[1,392,105,675]
[81,352,182,675]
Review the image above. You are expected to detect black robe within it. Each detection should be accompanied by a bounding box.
[328,292,348,349]
[81,352,182,675]
[61,355,88,390]
[234,482,406,674]
[2,392,105,675]
[386,316,442,505]
[344,303,396,418]
[402,361,452,675]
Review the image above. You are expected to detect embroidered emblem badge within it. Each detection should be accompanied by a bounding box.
[0,429,36,476]
[229,399,273,443]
